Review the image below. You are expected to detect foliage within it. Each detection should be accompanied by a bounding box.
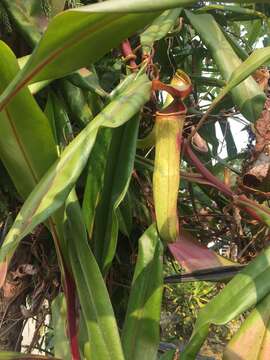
[0,1,270,360]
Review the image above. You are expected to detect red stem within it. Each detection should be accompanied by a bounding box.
[184,141,262,222]
[121,39,137,71]
[184,142,233,197]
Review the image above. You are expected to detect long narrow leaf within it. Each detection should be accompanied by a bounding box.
[82,128,112,235]
[185,11,265,122]
[0,1,159,110]
[0,0,262,110]
[182,245,270,359]
[122,224,163,360]
[94,115,140,273]
[0,74,151,283]
[0,41,57,199]
[0,354,61,360]
[193,47,270,129]
[52,294,71,360]
[141,9,182,54]
[65,193,125,360]
[224,293,270,360]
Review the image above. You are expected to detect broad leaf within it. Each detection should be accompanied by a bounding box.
[122,224,163,360]
[45,91,73,150]
[58,79,94,127]
[0,40,78,357]
[2,0,47,46]
[219,121,238,159]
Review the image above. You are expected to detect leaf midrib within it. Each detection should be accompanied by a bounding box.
[0,13,125,111]
[5,108,39,184]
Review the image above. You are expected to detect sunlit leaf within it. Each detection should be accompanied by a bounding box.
[122,224,163,360]
[182,246,270,359]
[65,193,125,360]
[224,293,270,360]
[94,115,140,273]
[0,353,61,360]
[185,11,265,122]
[82,128,112,236]
[141,9,182,54]
[52,294,71,360]
[169,230,237,272]
[0,74,151,283]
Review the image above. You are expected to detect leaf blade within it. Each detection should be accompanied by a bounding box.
[122,224,163,360]
[0,74,151,281]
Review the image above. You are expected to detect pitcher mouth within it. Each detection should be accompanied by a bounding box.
[156,98,187,117]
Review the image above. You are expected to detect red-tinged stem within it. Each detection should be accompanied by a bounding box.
[49,220,80,360]
[121,39,137,71]
[65,270,80,360]
[184,142,262,222]
[184,141,233,197]
[237,194,270,221]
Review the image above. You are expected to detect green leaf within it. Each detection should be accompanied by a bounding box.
[0,353,61,360]
[118,190,133,237]
[52,294,71,360]
[0,0,262,110]
[141,9,182,54]
[219,121,238,159]
[196,4,267,20]
[224,293,270,360]
[159,349,179,360]
[225,46,270,92]
[247,19,263,47]
[2,0,45,47]
[94,115,140,273]
[0,1,160,110]
[182,245,270,359]
[82,128,112,236]
[122,224,163,360]
[45,91,74,150]
[223,31,249,61]
[185,11,265,122]
[0,41,57,200]
[65,193,125,360]
[0,41,77,355]
[203,46,270,121]
[58,79,94,127]
[0,74,151,277]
